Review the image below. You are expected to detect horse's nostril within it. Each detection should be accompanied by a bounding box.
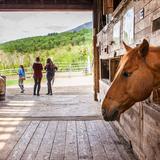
[102,108,119,121]
[102,108,106,116]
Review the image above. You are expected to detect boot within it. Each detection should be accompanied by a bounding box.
[37,83,40,96]
[33,84,37,95]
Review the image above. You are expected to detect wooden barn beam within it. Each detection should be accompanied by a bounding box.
[103,0,113,15]
[0,0,93,11]
[93,0,100,101]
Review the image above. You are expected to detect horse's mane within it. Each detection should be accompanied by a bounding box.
[149,46,160,52]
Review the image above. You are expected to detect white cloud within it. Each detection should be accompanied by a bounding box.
[0,11,92,43]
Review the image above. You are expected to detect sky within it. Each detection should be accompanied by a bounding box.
[0,12,92,43]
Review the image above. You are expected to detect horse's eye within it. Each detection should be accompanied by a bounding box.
[123,71,132,78]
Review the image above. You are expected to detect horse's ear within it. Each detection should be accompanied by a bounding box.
[123,41,132,51]
[139,39,149,57]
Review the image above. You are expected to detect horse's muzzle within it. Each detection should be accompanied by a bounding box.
[102,108,119,121]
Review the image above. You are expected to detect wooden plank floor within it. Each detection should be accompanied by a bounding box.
[0,85,137,160]
[0,119,137,160]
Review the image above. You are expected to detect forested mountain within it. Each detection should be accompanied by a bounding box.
[0,29,92,70]
[0,29,92,53]
[68,22,92,32]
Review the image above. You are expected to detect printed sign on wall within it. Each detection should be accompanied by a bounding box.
[123,8,134,44]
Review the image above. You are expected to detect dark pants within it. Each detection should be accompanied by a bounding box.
[47,76,53,94]
[33,78,41,95]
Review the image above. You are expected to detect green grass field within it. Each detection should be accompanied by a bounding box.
[6,79,18,86]
[6,78,33,86]
[6,78,47,87]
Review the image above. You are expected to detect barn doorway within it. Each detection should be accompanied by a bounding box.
[0,11,101,118]
[0,11,93,90]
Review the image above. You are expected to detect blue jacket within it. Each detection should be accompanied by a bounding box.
[18,68,25,77]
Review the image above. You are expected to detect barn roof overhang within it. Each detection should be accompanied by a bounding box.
[0,0,94,11]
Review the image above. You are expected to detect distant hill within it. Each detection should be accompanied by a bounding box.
[0,29,92,53]
[68,22,92,32]
[0,22,93,71]
[0,26,92,70]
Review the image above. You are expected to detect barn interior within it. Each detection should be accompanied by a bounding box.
[0,0,160,160]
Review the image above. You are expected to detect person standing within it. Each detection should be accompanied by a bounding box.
[32,57,43,96]
[18,65,25,93]
[44,58,57,95]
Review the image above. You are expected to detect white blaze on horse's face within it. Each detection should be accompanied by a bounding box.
[102,39,154,121]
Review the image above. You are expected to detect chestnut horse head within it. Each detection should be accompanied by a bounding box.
[102,39,160,121]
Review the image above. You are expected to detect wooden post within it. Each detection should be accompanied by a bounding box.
[103,0,113,15]
[0,76,6,101]
[93,0,100,101]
